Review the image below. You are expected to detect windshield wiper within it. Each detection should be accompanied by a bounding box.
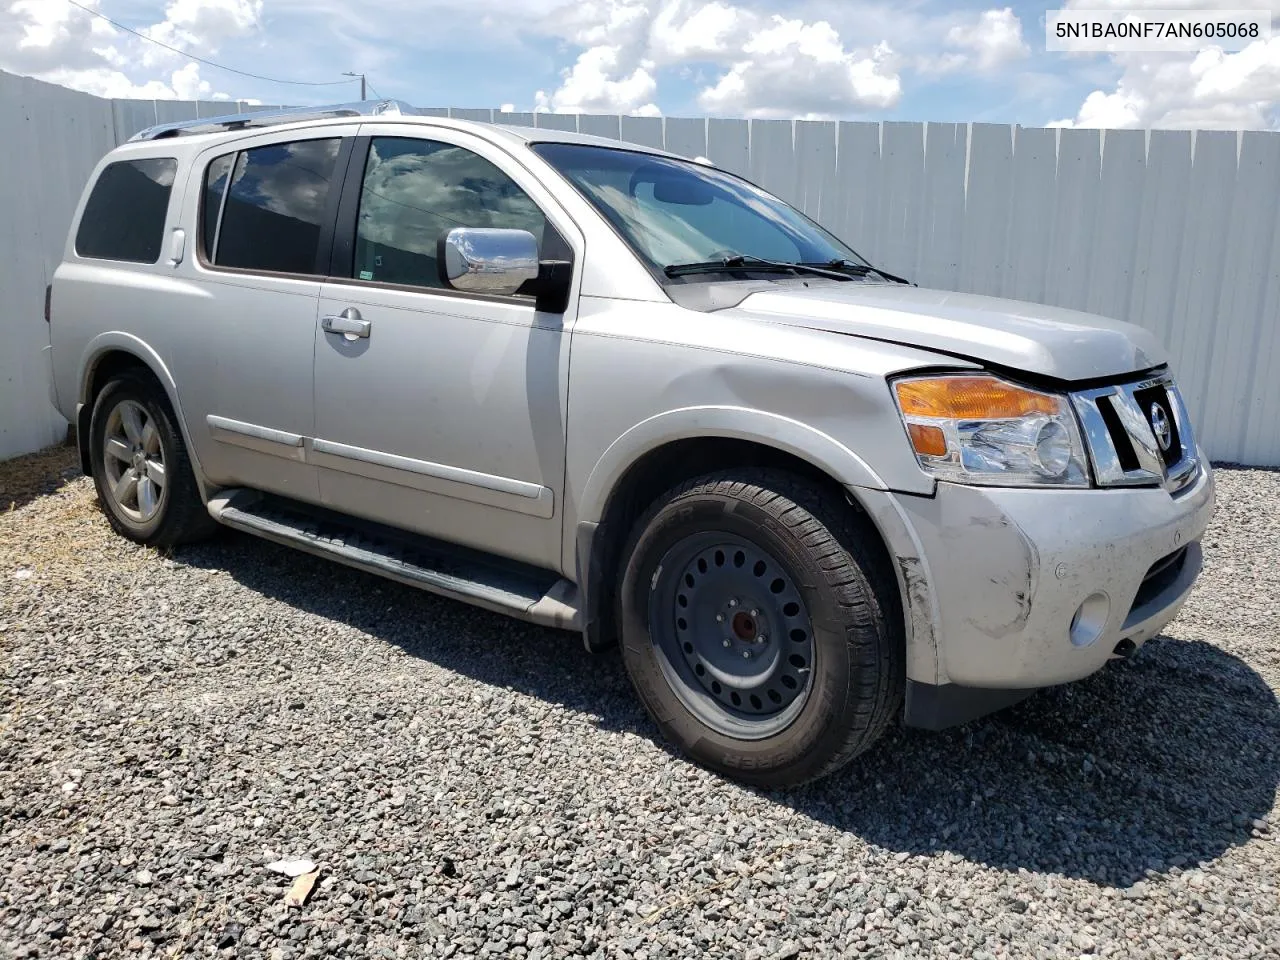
[803,258,914,285]
[664,255,854,281]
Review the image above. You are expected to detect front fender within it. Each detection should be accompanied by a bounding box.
[576,404,892,528]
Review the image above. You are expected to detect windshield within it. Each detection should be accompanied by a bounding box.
[530,142,873,278]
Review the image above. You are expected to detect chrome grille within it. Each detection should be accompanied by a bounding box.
[1071,374,1199,492]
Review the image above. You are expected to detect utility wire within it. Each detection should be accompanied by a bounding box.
[366,81,385,100]
[64,0,356,87]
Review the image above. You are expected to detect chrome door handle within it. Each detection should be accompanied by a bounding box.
[321,308,370,339]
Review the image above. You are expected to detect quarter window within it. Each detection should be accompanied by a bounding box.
[352,137,547,292]
[202,138,342,275]
[75,158,177,263]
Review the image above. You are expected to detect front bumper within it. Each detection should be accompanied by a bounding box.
[855,456,1215,727]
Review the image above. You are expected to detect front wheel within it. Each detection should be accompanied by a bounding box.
[618,469,904,787]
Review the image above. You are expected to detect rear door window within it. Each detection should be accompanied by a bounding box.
[202,138,343,276]
[75,158,177,263]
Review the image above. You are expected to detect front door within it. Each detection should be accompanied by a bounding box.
[312,127,580,572]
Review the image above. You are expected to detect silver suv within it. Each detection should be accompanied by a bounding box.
[47,101,1214,787]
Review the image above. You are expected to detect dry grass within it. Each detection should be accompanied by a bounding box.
[0,442,160,588]
[0,442,79,512]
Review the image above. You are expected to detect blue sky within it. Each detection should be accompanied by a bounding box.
[3,1,1279,129]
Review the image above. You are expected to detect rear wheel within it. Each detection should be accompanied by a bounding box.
[89,373,215,547]
[618,468,903,787]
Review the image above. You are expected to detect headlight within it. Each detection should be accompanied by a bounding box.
[893,374,1089,487]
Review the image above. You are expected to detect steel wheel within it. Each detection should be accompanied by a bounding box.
[648,531,816,740]
[101,398,167,524]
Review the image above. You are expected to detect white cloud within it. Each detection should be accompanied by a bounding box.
[699,16,901,117]
[0,0,262,100]
[533,1,903,119]
[942,7,1029,72]
[535,44,660,115]
[1051,0,1280,128]
[648,0,745,63]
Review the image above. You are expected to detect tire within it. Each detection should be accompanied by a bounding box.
[617,468,904,788]
[89,372,216,548]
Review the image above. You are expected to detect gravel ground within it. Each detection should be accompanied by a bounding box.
[1,447,1277,959]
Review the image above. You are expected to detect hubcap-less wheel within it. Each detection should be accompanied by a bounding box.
[101,399,167,524]
[649,532,816,740]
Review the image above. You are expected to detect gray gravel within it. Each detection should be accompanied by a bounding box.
[1,449,1277,959]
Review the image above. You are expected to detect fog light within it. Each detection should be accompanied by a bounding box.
[1069,593,1110,647]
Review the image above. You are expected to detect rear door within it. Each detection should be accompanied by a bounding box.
[311,125,582,571]
[171,126,357,503]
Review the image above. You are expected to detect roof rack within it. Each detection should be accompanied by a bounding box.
[127,99,421,142]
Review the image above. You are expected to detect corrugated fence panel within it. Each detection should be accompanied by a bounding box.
[1203,130,1280,461]
[706,117,750,178]
[153,100,197,125]
[449,108,494,123]
[794,120,836,221]
[112,99,156,143]
[749,119,798,209]
[1168,131,1236,430]
[829,122,882,265]
[916,122,965,291]
[620,115,662,149]
[578,114,621,140]
[1126,130,1192,351]
[1006,126,1058,307]
[1084,129,1145,321]
[535,113,578,132]
[0,74,115,458]
[0,73,58,458]
[959,124,1014,297]
[1245,218,1280,465]
[1045,128,1102,313]
[876,122,926,280]
[663,116,706,161]
[1,71,1278,464]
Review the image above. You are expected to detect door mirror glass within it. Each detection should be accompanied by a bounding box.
[438,227,540,297]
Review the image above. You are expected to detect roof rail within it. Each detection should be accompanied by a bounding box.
[127,99,421,142]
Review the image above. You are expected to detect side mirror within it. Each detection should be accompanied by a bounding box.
[437,227,540,297]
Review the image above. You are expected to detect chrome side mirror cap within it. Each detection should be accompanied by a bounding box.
[438,227,540,297]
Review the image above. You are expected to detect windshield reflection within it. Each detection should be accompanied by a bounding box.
[532,142,871,277]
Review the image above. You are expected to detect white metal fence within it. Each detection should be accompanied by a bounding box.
[3,68,1277,465]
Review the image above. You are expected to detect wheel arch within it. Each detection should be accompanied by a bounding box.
[574,409,900,655]
[77,334,208,496]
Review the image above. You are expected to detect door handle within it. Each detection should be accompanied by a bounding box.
[321,307,370,340]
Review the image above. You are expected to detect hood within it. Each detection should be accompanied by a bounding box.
[729,282,1167,382]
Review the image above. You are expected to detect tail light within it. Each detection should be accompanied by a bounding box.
[44,284,52,323]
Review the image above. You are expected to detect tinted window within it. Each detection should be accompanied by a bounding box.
[201,154,234,261]
[353,137,546,291]
[75,158,176,263]
[210,138,341,275]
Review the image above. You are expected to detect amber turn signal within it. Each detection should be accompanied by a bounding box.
[895,375,1061,420]
[906,423,947,457]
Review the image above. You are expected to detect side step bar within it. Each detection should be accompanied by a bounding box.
[207,490,580,630]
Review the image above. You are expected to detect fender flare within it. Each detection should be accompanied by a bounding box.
[572,406,891,653]
[77,332,210,497]
[576,405,888,528]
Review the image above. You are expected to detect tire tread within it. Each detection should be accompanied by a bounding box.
[620,467,905,786]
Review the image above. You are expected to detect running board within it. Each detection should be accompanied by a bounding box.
[207,489,580,630]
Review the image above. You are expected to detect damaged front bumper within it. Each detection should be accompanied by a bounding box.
[855,457,1215,729]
